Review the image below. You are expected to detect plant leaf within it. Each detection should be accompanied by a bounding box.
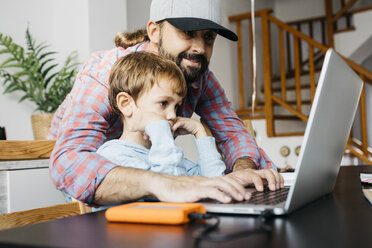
[41,63,58,78]
[39,51,57,61]
[0,57,17,68]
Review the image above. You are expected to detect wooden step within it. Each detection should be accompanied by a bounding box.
[274,118,307,136]
[271,84,314,92]
[273,115,306,121]
[334,26,356,34]
[245,99,312,107]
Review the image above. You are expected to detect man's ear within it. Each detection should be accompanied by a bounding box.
[147,20,160,47]
[116,92,134,117]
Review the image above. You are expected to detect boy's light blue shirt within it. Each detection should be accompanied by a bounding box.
[97,120,226,178]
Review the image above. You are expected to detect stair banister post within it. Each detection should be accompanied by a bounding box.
[236,20,245,111]
[261,9,275,137]
[325,0,334,47]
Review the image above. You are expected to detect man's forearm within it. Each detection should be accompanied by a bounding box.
[93,167,158,205]
[93,165,253,205]
[232,157,257,172]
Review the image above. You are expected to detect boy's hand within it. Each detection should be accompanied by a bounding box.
[171,117,208,139]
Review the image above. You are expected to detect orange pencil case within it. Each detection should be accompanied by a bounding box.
[105,202,206,225]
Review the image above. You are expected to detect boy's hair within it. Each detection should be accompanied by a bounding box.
[109,51,187,116]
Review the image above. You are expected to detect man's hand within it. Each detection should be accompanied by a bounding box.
[94,166,251,206]
[228,157,284,192]
[152,174,251,203]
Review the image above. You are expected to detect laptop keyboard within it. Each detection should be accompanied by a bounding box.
[236,187,290,205]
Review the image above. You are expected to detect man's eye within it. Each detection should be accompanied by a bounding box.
[184,31,195,37]
[205,32,217,42]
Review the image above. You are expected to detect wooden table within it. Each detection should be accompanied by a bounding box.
[0,166,371,248]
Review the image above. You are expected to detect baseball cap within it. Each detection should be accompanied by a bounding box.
[150,0,238,41]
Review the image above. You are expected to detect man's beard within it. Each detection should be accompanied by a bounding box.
[158,38,209,83]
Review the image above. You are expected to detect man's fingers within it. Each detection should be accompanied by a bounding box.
[204,188,232,203]
[279,172,285,188]
[270,168,284,189]
[258,169,278,191]
[203,177,244,201]
[250,173,264,192]
[220,176,251,200]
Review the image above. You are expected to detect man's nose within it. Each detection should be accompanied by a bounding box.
[191,36,206,55]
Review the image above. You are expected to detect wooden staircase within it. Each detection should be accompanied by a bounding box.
[228,0,372,164]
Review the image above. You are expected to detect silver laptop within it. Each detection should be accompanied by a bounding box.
[203,49,363,215]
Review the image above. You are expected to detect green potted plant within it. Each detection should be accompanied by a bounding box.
[0,28,80,139]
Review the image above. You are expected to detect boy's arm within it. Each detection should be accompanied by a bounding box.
[171,117,225,177]
[145,120,184,175]
[194,136,226,177]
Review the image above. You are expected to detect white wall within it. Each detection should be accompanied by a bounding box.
[334,11,372,57]
[126,0,151,31]
[0,0,127,140]
[89,0,127,53]
[1,0,55,140]
[273,0,325,22]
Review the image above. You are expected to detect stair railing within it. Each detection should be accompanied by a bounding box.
[229,8,372,164]
[228,10,270,118]
[325,0,358,47]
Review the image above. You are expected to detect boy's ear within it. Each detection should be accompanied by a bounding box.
[147,20,160,46]
[116,92,134,117]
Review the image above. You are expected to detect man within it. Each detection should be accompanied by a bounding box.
[48,0,283,206]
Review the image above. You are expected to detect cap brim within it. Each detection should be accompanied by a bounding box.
[165,17,238,41]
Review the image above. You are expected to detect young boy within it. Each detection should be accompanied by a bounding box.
[97,51,226,178]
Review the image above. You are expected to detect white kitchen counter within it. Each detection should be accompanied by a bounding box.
[0,159,65,214]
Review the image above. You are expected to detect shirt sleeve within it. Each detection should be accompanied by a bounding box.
[195,71,276,171]
[194,136,225,177]
[145,120,185,175]
[96,141,151,171]
[49,73,118,204]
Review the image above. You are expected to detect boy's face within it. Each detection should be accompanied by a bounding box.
[134,76,183,126]
[157,21,217,83]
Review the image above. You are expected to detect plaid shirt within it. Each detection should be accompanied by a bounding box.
[48,41,275,204]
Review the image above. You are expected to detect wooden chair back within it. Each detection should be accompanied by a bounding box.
[0,201,90,230]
